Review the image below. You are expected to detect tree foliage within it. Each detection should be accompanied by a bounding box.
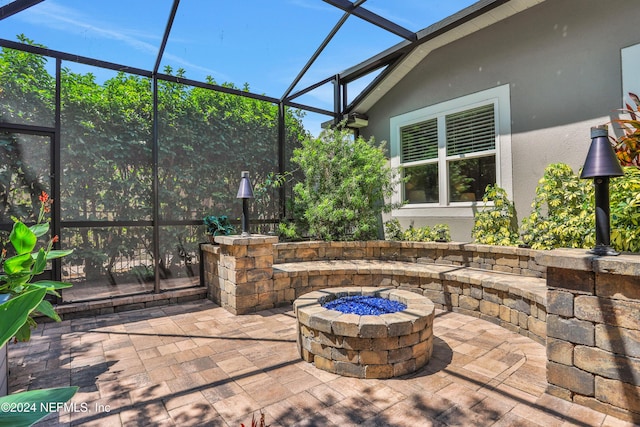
[1,36,308,286]
[290,125,401,241]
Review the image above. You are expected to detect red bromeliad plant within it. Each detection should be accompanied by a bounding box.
[611,92,640,167]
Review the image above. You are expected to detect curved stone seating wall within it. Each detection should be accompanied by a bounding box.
[275,241,546,278]
[204,238,547,342]
[274,259,548,345]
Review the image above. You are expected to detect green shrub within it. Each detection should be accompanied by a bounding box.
[520,163,594,250]
[472,184,519,246]
[384,219,451,242]
[383,218,404,241]
[610,166,640,252]
[471,163,639,252]
[291,125,401,241]
[519,163,640,252]
[277,220,300,241]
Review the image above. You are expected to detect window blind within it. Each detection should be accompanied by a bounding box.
[400,118,438,163]
[446,104,495,156]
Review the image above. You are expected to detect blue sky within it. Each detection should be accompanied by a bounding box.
[0,0,478,134]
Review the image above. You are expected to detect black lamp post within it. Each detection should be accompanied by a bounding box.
[579,125,624,256]
[236,171,254,237]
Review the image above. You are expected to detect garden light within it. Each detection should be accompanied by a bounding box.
[580,125,624,256]
[236,171,254,236]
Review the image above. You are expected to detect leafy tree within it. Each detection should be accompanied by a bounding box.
[290,125,401,241]
[1,36,308,288]
[60,68,153,283]
[0,35,54,224]
[0,34,54,126]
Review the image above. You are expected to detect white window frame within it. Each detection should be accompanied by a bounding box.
[390,84,512,218]
[622,43,640,107]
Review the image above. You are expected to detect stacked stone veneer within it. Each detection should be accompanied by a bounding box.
[204,239,547,341]
[537,249,640,423]
[275,241,545,278]
[204,235,280,314]
[295,287,435,379]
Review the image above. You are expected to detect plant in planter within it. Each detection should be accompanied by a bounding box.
[0,191,77,426]
[241,411,270,427]
[203,215,235,241]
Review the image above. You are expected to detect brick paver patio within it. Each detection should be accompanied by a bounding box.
[7,300,636,426]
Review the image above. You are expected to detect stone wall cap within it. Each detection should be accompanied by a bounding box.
[593,253,640,276]
[536,248,640,276]
[535,249,596,271]
[214,234,279,245]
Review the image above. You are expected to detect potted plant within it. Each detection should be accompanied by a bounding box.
[0,191,77,426]
[203,215,235,242]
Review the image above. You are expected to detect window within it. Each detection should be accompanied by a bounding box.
[390,84,512,216]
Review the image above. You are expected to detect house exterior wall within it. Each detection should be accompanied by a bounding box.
[363,0,639,241]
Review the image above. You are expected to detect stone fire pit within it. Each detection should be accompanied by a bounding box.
[294,287,435,379]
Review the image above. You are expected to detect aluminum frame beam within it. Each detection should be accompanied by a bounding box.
[0,0,44,20]
[322,0,416,42]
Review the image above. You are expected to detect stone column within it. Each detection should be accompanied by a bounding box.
[213,235,278,315]
[537,249,640,423]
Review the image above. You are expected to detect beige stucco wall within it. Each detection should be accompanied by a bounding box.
[363,0,640,242]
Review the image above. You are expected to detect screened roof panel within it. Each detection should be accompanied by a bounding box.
[158,0,345,97]
[288,14,402,102]
[0,0,173,70]
[0,0,483,105]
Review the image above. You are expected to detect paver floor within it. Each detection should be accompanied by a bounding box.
[7,300,637,426]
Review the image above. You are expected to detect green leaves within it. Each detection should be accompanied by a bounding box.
[475,163,639,252]
[385,219,451,242]
[9,222,36,255]
[0,387,78,427]
[520,163,594,250]
[203,215,235,237]
[472,184,520,246]
[0,288,46,348]
[291,125,401,241]
[2,253,33,276]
